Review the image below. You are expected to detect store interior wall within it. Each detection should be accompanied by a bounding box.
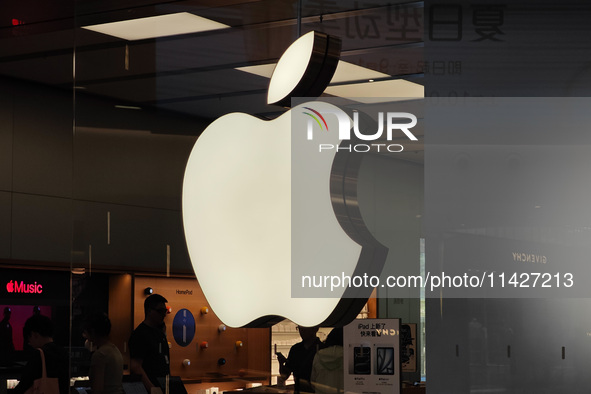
[0,76,206,274]
[132,276,271,385]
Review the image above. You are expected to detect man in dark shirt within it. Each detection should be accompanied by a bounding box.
[13,315,69,394]
[129,294,170,393]
[278,326,322,393]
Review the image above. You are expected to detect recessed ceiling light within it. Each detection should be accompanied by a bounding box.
[324,79,424,103]
[236,60,390,84]
[235,63,276,78]
[82,12,229,41]
[330,61,389,83]
[115,105,142,110]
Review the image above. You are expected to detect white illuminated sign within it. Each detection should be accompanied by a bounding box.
[182,32,387,328]
[182,101,362,328]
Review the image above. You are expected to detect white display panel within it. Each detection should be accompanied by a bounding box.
[344,319,400,394]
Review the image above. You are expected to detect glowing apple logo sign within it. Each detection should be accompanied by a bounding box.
[182,31,387,328]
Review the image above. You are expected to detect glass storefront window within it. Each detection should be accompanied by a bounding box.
[1,1,424,393]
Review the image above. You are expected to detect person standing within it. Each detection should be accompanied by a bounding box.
[22,306,42,354]
[83,312,124,394]
[13,314,69,394]
[277,326,322,393]
[0,307,15,365]
[311,328,344,394]
[129,294,170,393]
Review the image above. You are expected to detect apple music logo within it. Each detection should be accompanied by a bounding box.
[5,280,43,294]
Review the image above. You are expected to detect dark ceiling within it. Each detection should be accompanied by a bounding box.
[0,0,424,159]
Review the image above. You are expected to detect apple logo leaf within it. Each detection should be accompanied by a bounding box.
[267,31,341,108]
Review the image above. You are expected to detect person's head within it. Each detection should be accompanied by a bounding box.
[83,312,111,342]
[324,327,343,347]
[144,294,168,325]
[297,325,319,342]
[23,315,53,348]
[3,307,10,319]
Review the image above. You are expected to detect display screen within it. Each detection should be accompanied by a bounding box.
[353,346,371,375]
[376,347,395,375]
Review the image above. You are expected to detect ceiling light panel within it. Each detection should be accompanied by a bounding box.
[330,61,390,83]
[82,12,230,41]
[324,79,424,103]
[235,63,276,78]
[236,60,390,84]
